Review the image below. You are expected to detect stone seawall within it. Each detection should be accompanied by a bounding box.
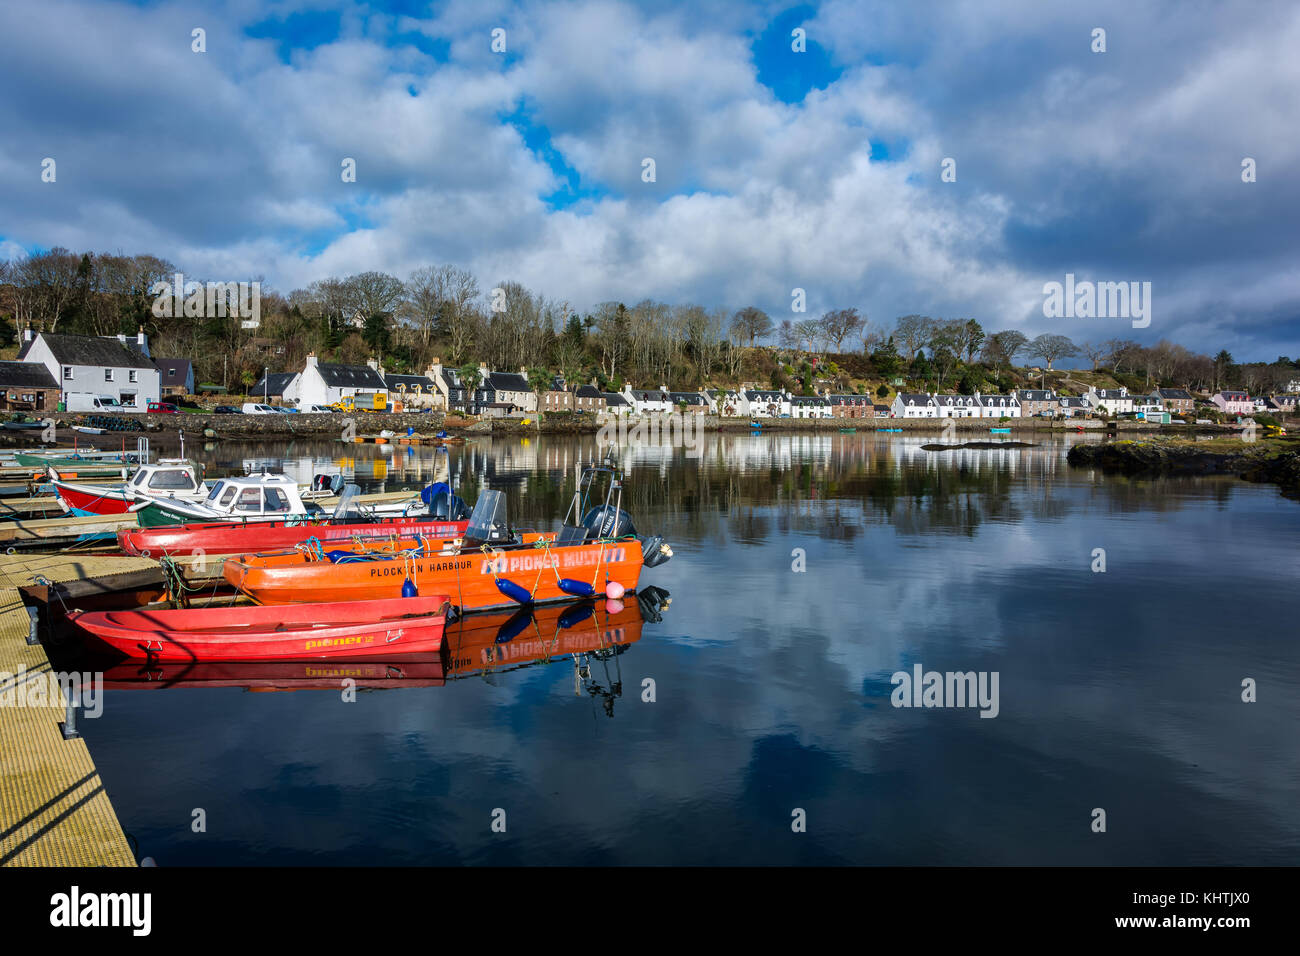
[3,409,1234,443]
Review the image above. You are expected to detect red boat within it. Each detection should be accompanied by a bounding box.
[66,595,451,662]
[118,515,470,557]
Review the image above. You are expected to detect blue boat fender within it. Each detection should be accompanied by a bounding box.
[557,578,597,598]
[495,578,534,605]
[401,577,419,597]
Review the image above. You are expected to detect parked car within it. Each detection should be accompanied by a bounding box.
[213,405,243,414]
[270,405,299,414]
[241,403,278,415]
[304,404,335,413]
[147,401,179,414]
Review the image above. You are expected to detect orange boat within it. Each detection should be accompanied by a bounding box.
[222,532,644,611]
[222,468,673,613]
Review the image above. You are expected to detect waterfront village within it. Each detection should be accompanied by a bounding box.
[1,327,1297,428]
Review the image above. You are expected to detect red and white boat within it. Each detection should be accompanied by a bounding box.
[66,595,452,662]
[50,459,207,516]
[118,514,470,557]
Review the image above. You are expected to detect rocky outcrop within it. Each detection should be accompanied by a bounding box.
[1068,440,1300,497]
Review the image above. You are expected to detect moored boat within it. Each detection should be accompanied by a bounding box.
[119,513,470,557]
[67,594,452,662]
[50,459,207,516]
[223,460,674,612]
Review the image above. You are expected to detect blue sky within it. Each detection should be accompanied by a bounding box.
[0,0,1297,361]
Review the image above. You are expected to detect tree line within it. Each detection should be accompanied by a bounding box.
[1,248,1295,396]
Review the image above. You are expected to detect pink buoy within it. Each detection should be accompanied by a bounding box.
[605,580,625,600]
[605,598,624,614]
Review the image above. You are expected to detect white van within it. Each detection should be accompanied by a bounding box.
[241,403,278,414]
[66,392,144,413]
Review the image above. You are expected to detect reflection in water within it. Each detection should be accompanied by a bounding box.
[75,433,1299,865]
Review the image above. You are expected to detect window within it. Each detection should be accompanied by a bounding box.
[219,487,237,508]
[105,369,114,382]
[264,488,289,511]
[129,370,138,383]
[148,470,196,490]
[63,367,73,380]
[235,489,262,512]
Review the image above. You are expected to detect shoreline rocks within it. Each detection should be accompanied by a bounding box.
[1067,439,1300,497]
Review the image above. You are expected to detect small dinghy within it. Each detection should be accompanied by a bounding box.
[67,594,453,662]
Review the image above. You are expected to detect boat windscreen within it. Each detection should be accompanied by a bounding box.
[334,483,363,519]
[462,489,506,547]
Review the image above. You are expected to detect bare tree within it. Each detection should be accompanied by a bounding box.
[1081,341,1112,371]
[818,307,863,352]
[730,306,772,347]
[893,314,933,360]
[1027,333,1079,371]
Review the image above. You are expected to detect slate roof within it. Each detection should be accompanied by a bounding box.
[21,333,154,369]
[316,364,386,389]
[154,358,192,383]
[745,390,786,401]
[0,361,59,389]
[385,374,436,392]
[1016,389,1055,401]
[251,372,298,395]
[574,385,605,399]
[628,389,669,401]
[895,393,935,405]
[487,372,530,392]
[602,392,630,406]
[668,391,707,405]
[1156,388,1193,400]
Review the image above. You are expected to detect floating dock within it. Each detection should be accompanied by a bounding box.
[0,556,139,867]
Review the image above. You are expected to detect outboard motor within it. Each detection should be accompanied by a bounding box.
[640,534,673,568]
[428,491,471,520]
[581,505,637,539]
[311,474,331,491]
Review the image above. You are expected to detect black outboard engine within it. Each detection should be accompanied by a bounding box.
[640,534,673,568]
[429,491,472,520]
[581,505,637,539]
[312,474,331,491]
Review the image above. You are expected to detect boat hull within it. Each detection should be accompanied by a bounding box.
[223,538,644,612]
[119,516,471,557]
[51,480,134,515]
[67,595,451,662]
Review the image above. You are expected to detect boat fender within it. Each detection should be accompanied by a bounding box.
[558,602,594,630]
[401,577,419,598]
[495,578,533,605]
[557,578,597,598]
[605,580,626,600]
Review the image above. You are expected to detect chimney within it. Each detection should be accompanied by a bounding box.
[366,358,379,371]
[306,353,319,368]
[478,361,488,386]
[22,327,33,343]
[136,326,149,357]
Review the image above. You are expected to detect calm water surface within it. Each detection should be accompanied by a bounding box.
[74,433,1300,865]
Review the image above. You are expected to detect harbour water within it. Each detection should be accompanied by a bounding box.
[73,433,1300,864]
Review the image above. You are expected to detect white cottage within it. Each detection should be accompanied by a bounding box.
[18,329,161,408]
[297,354,386,408]
[890,393,938,418]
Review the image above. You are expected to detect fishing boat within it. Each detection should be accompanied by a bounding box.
[132,475,450,527]
[66,594,452,662]
[223,459,674,612]
[72,426,107,435]
[49,459,208,516]
[118,484,473,556]
[2,420,46,432]
[14,449,140,469]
